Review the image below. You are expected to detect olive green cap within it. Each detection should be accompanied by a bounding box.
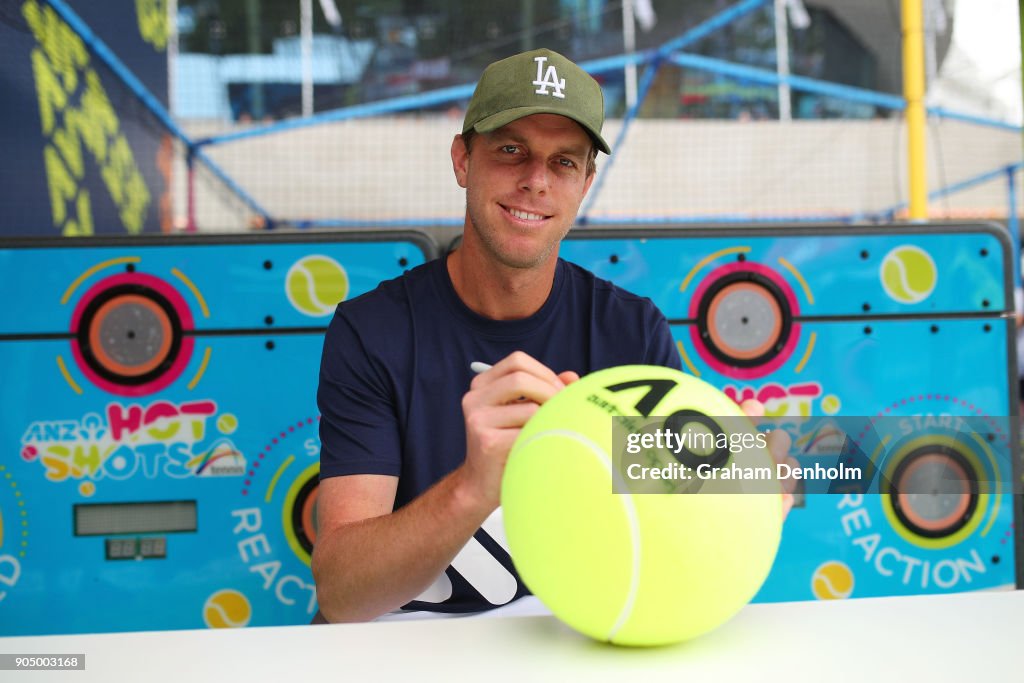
[462,48,611,155]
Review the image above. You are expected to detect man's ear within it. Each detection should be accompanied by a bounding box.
[451,134,470,189]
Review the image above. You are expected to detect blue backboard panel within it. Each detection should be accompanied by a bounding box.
[1,224,1020,636]
[561,224,1021,603]
[0,231,436,635]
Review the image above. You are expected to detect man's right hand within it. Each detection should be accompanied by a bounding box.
[459,351,579,510]
[314,351,577,622]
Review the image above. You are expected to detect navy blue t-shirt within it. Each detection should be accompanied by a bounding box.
[317,256,681,613]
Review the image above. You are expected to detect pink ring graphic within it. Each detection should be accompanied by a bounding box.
[688,261,801,380]
[70,272,195,397]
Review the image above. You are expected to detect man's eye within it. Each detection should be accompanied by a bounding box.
[558,158,576,168]
[501,145,520,154]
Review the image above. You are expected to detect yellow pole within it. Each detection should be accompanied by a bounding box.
[902,0,928,220]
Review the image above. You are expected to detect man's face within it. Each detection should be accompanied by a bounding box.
[452,113,595,270]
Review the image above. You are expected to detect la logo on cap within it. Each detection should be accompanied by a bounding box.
[533,56,566,99]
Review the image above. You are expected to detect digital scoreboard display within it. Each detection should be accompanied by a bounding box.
[106,537,167,561]
[75,501,197,536]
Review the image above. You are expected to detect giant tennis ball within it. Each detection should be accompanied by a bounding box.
[501,365,783,647]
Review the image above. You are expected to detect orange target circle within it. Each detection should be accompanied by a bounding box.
[890,447,977,538]
[695,270,794,370]
[705,280,785,361]
[71,274,193,395]
[87,293,174,377]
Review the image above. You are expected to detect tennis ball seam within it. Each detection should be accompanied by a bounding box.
[515,428,641,641]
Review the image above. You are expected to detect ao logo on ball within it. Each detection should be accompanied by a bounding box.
[285,255,349,317]
[880,246,937,304]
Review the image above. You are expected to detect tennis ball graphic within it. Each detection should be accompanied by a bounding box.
[203,589,252,628]
[880,246,937,304]
[286,255,349,317]
[821,394,841,415]
[811,561,854,600]
[217,413,238,435]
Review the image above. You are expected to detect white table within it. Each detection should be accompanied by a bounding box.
[2,590,1021,682]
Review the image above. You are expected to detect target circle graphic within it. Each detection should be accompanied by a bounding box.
[885,441,980,542]
[890,448,976,537]
[689,262,801,379]
[853,394,1006,552]
[70,273,195,396]
[285,465,320,563]
[241,417,321,570]
[87,293,175,378]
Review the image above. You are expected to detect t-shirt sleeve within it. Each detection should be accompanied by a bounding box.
[644,305,683,371]
[317,309,402,479]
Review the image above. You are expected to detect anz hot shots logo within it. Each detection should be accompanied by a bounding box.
[20,399,245,494]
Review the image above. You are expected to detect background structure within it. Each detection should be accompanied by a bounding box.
[0,0,1020,234]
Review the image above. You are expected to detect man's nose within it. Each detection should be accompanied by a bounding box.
[519,157,550,194]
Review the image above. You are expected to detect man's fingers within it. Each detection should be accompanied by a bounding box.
[780,456,800,495]
[472,351,566,391]
[476,370,565,407]
[766,428,792,466]
[558,370,580,385]
[781,491,794,518]
[739,398,765,419]
[471,402,540,430]
[747,407,795,518]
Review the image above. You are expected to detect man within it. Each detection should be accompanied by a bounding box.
[313,49,788,623]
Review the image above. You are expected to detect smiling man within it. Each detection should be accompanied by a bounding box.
[313,50,687,622]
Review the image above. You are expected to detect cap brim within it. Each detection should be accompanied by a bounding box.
[470,106,611,155]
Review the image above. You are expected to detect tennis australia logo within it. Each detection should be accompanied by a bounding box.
[533,56,566,98]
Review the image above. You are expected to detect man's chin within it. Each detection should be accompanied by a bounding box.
[493,255,543,270]
[471,222,563,270]
[493,244,558,270]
